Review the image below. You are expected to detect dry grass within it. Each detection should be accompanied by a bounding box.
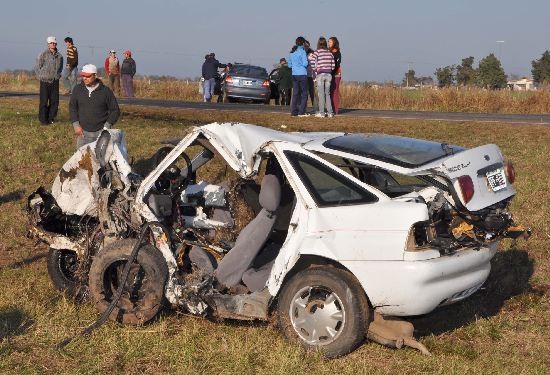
[3,72,550,114]
[341,84,550,114]
[0,97,548,374]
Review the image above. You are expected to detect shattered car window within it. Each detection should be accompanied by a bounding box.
[285,151,378,206]
[316,153,429,198]
[323,134,465,168]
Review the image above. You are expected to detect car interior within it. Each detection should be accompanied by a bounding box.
[141,137,296,293]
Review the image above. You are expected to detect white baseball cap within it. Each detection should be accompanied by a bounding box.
[80,64,98,77]
[109,49,116,53]
[47,36,57,44]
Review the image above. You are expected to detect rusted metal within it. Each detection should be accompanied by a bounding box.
[367,312,431,355]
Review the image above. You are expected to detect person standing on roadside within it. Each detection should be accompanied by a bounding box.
[303,40,316,110]
[329,36,342,115]
[121,50,136,97]
[288,36,309,117]
[69,64,120,149]
[310,37,335,118]
[104,50,121,96]
[61,37,78,95]
[202,52,226,102]
[277,58,292,106]
[34,36,63,125]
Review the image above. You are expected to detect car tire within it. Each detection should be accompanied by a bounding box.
[88,239,168,325]
[47,248,81,297]
[277,266,370,358]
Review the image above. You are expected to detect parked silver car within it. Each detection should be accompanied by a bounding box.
[219,64,271,103]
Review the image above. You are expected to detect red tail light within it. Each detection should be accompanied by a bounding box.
[458,175,475,204]
[225,76,233,84]
[262,80,270,87]
[505,160,515,184]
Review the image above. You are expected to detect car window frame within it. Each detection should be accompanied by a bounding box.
[284,150,379,208]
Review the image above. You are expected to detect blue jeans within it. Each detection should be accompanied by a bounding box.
[76,129,103,150]
[316,73,333,115]
[291,75,307,115]
[203,78,216,102]
[62,66,78,93]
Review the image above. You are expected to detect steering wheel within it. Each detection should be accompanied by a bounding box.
[153,147,193,193]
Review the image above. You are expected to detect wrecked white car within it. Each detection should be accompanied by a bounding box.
[27,123,529,357]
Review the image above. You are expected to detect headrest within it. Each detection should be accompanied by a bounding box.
[259,174,281,212]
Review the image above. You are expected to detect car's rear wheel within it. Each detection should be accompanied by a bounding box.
[277,266,370,358]
[221,90,231,103]
[89,240,168,325]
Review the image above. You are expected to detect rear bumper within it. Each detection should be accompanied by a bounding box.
[225,85,270,100]
[341,242,498,316]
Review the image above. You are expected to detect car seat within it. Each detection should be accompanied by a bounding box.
[214,174,281,288]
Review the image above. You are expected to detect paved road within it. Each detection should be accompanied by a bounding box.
[2,91,550,125]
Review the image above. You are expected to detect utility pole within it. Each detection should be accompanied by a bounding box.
[496,40,505,61]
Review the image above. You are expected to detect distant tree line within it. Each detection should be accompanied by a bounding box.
[403,50,550,90]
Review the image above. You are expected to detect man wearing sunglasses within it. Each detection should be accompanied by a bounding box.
[34,36,63,125]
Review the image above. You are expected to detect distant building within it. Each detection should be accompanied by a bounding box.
[507,78,536,91]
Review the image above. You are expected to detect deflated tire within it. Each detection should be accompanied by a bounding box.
[89,239,168,325]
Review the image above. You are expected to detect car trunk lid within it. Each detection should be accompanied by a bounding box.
[431,144,515,211]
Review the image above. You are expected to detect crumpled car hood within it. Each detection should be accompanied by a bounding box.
[51,129,129,216]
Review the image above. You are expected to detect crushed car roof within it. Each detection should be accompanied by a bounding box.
[196,123,340,175]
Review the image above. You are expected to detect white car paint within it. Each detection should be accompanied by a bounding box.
[51,123,509,317]
[135,123,504,316]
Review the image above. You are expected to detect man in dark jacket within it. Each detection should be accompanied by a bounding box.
[278,58,292,106]
[35,36,63,125]
[121,50,137,97]
[69,64,120,149]
[201,53,226,102]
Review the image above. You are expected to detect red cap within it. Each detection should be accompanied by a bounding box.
[124,50,132,57]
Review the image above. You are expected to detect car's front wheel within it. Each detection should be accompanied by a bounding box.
[277,266,370,358]
[47,248,81,297]
[88,240,168,325]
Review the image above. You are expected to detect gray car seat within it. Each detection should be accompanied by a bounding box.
[215,174,281,289]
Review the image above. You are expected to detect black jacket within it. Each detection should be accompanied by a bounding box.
[69,80,120,132]
[202,57,226,80]
[121,57,136,76]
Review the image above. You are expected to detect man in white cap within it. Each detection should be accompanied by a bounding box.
[69,64,120,149]
[34,36,64,125]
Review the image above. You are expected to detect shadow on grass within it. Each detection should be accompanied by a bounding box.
[1,253,47,270]
[0,190,24,205]
[0,307,33,340]
[410,248,536,337]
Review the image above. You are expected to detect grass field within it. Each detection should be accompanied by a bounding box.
[0,97,548,373]
[3,72,550,114]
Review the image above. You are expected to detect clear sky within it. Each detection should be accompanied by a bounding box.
[1,0,549,82]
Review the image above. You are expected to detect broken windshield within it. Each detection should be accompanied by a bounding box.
[323,134,464,168]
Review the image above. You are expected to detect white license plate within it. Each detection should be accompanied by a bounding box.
[243,80,252,86]
[486,168,507,191]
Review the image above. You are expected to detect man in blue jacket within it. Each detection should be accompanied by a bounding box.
[287,36,309,116]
